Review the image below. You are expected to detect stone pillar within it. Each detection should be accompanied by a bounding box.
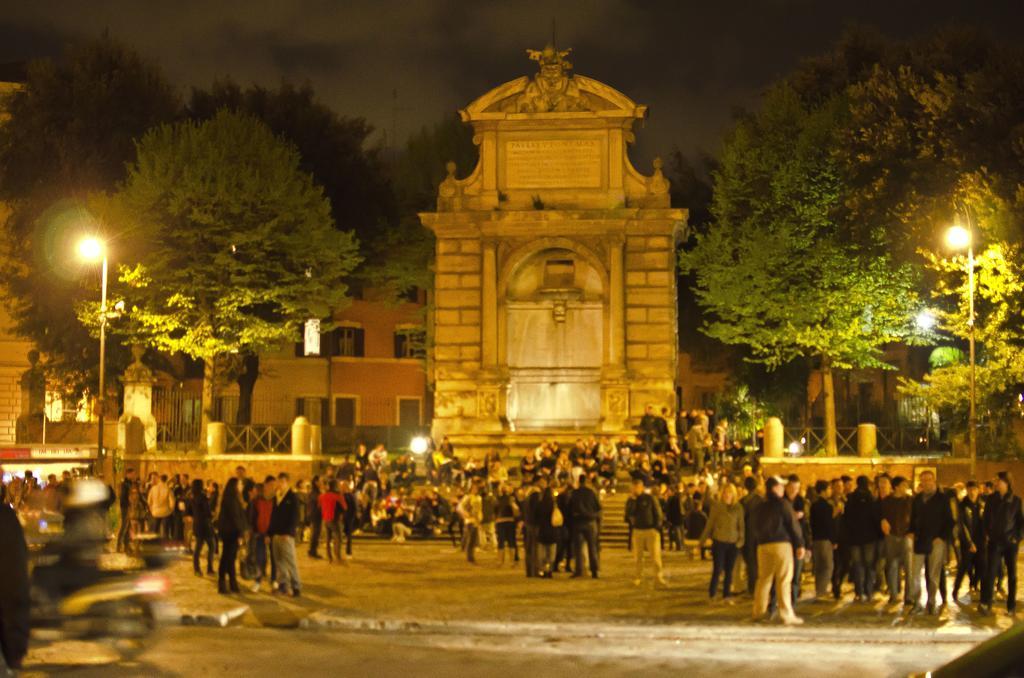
[118,345,158,454]
[857,423,877,458]
[764,417,784,458]
[291,416,311,455]
[207,422,226,454]
[310,424,322,455]
[481,241,498,369]
[608,239,625,370]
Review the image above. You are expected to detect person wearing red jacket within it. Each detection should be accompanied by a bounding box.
[319,480,346,564]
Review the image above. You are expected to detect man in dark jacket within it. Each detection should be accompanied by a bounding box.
[307,476,323,559]
[980,471,1023,614]
[568,475,602,578]
[907,470,954,614]
[740,476,764,595]
[844,475,881,601]
[116,467,136,552]
[626,478,666,586]
[809,480,837,600]
[0,501,29,672]
[522,477,545,578]
[269,472,302,596]
[751,476,805,625]
[953,481,984,604]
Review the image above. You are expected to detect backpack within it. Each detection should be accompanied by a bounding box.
[551,505,564,528]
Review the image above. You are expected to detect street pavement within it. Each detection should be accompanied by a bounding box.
[19,540,1022,676]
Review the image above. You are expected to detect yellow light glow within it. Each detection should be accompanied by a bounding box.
[945,224,971,250]
[77,236,104,261]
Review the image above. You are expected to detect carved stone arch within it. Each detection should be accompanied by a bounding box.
[498,236,609,301]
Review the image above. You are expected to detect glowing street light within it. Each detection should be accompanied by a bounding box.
[915,310,936,332]
[945,217,977,474]
[410,436,430,455]
[78,236,108,477]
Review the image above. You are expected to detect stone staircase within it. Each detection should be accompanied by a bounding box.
[598,486,631,547]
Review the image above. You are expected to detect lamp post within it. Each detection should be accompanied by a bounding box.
[78,236,108,478]
[945,219,976,475]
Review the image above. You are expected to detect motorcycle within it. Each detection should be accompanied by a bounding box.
[27,511,177,661]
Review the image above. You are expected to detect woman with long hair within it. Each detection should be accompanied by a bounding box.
[216,477,248,594]
[700,482,745,600]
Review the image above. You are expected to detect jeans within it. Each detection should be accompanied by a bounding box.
[218,532,240,587]
[743,540,759,594]
[792,549,804,603]
[250,533,269,581]
[537,542,555,574]
[849,542,877,597]
[573,521,600,576]
[812,540,834,598]
[193,531,215,573]
[884,535,911,602]
[308,518,322,555]
[982,541,1019,611]
[116,508,131,551]
[324,522,342,562]
[952,544,979,600]
[462,523,479,562]
[710,540,739,597]
[271,535,301,593]
[524,525,539,577]
[909,538,946,609]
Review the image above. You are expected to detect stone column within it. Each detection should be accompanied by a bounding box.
[764,417,784,458]
[857,423,877,458]
[608,239,625,369]
[118,346,157,454]
[481,241,498,369]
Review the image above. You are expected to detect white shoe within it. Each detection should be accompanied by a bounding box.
[782,616,804,625]
[250,582,261,593]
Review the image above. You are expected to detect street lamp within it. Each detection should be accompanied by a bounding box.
[945,219,976,475]
[78,236,108,478]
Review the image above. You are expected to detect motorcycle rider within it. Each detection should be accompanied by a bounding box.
[0,496,30,672]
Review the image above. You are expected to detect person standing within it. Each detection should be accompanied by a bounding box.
[809,480,837,600]
[216,477,248,594]
[953,481,984,604]
[844,475,881,602]
[190,479,216,577]
[457,482,483,564]
[495,484,519,567]
[701,482,744,599]
[751,476,805,625]
[980,471,1023,615]
[319,479,344,564]
[907,470,954,614]
[740,476,764,595]
[784,475,810,605]
[626,478,667,587]
[147,474,173,538]
[525,478,547,578]
[686,418,710,472]
[307,476,323,559]
[880,476,913,605]
[340,479,358,562]
[116,468,136,552]
[568,474,602,579]
[0,497,29,672]
[269,473,302,597]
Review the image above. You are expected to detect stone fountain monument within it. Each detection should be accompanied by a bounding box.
[421,44,687,456]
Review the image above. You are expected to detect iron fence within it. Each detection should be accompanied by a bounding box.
[787,425,946,456]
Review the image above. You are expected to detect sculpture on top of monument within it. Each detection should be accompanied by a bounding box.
[509,44,592,113]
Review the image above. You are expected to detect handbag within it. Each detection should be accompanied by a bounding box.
[551,505,564,528]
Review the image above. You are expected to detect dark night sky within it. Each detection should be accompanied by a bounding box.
[2,1,1022,164]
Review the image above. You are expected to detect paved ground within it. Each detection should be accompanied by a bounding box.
[20,541,1022,676]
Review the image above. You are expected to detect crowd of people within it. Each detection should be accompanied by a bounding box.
[2,419,1022,629]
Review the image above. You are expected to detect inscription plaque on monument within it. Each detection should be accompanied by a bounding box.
[505,138,602,189]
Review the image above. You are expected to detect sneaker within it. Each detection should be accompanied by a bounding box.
[782,616,805,626]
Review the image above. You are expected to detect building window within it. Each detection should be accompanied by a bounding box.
[295,397,329,425]
[334,397,357,428]
[394,328,426,358]
[295,326,364,357]
[544,258,575,288]
[397,397,421,427]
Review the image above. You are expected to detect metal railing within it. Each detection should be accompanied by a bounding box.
[788,425,945,455]
[225,425,291,454]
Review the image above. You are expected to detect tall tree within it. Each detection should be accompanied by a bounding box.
[106,110,360,445]
[0,34,178,395]
[682,85,922,455]
[186,81,394,421]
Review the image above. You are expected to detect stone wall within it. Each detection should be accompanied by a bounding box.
[0,368,20,443]
[124,453,320,485]
[433,237,484,423]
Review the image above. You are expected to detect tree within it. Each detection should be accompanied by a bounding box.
[107,110,360,445]
[681,85,922,455]
[186,81,394,421]
[900,243,1024,455]
[0,34,178,396]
